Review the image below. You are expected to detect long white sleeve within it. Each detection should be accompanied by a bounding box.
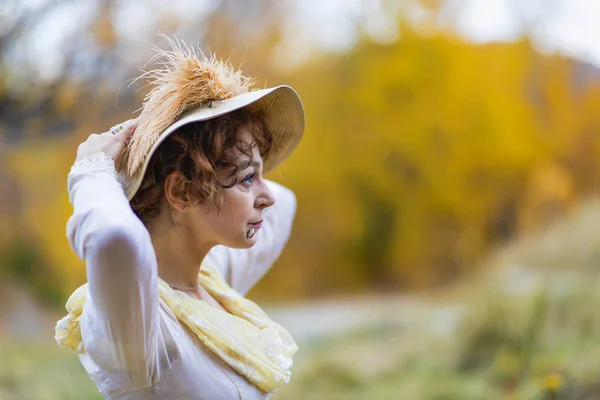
[66,152,161,392]
[208,180,297,296]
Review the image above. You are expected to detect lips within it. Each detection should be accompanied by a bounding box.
[249,220,263,229]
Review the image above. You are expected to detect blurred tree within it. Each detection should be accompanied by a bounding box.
[259,23,600,295]
[2,0,600,302]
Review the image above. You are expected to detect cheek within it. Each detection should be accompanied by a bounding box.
[219,191,254,226]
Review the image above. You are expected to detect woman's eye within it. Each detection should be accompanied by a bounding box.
[241,173,255,185]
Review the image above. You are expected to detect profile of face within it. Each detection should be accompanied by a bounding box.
[165,125,275,250]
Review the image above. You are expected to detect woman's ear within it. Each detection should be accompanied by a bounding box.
[164,171,189,212]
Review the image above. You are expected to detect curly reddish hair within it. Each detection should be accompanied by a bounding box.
[130,108,272,231]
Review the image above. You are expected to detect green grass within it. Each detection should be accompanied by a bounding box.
[0,342,103,400]
[273,320,600,399]
[4,285,600,400]
[272,269,600,400]
[4,270,600,399]
[4,281,600,400]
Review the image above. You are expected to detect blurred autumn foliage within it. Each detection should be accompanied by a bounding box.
[1,1,600,304]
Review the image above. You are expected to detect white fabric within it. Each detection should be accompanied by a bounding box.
[65,153,297,399]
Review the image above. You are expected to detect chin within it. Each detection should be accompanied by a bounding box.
[241,240,257,249]
[222,235,258,249]
[241,236,258,248]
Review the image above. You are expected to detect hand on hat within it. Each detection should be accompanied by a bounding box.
[75,119,138,165]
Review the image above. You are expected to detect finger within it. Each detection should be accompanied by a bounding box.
[115,122,139,148]
[120,119,138,140]
[121,118,138,128]
[124,118,138,133]
[105,119,138,136]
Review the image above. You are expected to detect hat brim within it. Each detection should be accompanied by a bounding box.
[118,85,305,201]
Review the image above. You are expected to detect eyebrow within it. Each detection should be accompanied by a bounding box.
[237,158,262,170]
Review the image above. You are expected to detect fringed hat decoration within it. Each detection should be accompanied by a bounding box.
[116,35,305,201]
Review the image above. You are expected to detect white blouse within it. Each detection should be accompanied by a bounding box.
[65,153,297,399]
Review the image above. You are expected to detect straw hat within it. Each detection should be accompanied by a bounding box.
[116,37,305,201]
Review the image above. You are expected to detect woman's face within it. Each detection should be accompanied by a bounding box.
[187,126,275,249]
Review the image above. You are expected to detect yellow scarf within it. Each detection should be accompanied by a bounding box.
[55,262,298,393]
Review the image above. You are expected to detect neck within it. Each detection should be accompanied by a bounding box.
[150,223,215,289]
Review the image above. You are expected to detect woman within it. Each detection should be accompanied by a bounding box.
[55,38,304,399]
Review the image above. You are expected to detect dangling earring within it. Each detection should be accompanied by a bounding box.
[183,206,188,212]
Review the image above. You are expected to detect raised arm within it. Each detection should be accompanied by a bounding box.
[66,152,161,391]
[208,179,297,296]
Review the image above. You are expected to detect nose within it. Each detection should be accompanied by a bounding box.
[255,181,275,210]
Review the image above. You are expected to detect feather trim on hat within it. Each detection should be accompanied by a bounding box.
[123,34,254,177]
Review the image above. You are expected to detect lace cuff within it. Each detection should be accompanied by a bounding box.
[67,152,119,206]
[68,152,116,179]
